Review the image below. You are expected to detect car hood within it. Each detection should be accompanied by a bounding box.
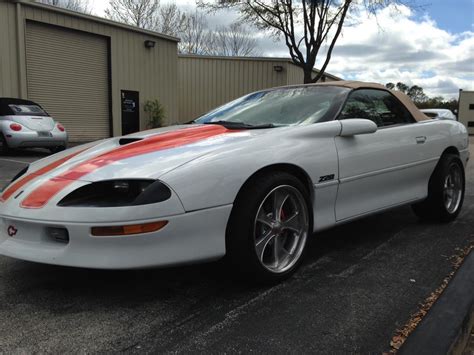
[28,125,271,180]
[0,124,271,209]
[5,115,56,131]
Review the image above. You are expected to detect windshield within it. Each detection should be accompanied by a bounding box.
[194,86,348,126]
[8,104,48,117]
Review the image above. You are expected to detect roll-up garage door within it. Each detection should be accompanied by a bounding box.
[25,21,110,142]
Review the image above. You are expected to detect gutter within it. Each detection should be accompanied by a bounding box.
[9,0,180,43]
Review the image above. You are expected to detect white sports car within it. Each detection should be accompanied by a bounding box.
[0,82,469,283]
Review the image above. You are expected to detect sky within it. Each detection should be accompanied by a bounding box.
[91,0,474,98]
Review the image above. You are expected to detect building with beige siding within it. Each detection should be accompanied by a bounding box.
[0,0,179,142]
[0,0,342,141]
[458,90,474,135]
[177,55,341,122]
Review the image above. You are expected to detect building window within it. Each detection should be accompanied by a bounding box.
[469,104,474,110]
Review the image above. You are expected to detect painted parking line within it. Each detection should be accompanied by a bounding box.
[0,158,31,165]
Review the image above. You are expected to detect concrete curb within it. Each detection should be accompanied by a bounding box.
[399,250,474,355]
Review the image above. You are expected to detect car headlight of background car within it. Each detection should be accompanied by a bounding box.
[57,179,172,207]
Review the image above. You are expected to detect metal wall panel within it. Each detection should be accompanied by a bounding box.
[286,62,339,85]
[22,4,179,135]
[0,1,179,140]
[286,62,305,85]
[25,21,109,141]
[177,56,340,122]
[178,56,288,122]
[0,2,20,97]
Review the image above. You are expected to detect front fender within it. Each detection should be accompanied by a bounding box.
[159,121,341,213]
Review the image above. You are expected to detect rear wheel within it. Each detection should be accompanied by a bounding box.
[412,154,465,222]
[226,172,311,283]
[0,134,9,155]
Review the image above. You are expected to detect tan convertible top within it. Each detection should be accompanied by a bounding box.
[314,80,430,122]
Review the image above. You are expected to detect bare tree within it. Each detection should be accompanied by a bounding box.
[178,12,213,55]
[156,3,189,37]
[36,0,91,13]
[198,0,414,83]
[209,23,260,56]
[105,0,160,29]
[104,0,192,39]
[103,0,259,56]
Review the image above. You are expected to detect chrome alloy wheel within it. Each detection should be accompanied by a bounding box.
[253,185,309,273]
[443,163,463,214]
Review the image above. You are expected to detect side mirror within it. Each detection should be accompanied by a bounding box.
[340,119,377,137]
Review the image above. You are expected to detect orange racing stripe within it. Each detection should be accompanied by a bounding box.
[20,125,234,209]
[0,149,87,203]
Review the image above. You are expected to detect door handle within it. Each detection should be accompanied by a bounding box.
[416,136,427,144]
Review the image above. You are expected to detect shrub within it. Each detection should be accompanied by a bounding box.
[144,99,166,128]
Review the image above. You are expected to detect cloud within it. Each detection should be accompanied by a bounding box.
[319,5,474,98]
[239,3,474,98]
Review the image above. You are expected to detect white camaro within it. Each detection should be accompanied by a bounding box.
[0,81,469,283]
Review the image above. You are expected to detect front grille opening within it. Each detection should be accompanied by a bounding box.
[46,227,70,244]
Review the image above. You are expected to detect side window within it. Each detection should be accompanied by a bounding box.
[339,89,415,127]
[339,90,381,126]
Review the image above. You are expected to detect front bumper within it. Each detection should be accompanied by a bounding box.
[5,131,68,149]
[0,204,232,269]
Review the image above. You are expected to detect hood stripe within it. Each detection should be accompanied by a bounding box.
[20,125,233,209]
[0,149,87,203]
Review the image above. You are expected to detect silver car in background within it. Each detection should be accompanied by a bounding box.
[420,108,457,120]
[0,98,68,154]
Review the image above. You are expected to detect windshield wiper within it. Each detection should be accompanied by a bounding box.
[203,120,275,129]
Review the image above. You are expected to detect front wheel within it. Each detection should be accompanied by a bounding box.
[226,172,311,283]
[412,154,465,222]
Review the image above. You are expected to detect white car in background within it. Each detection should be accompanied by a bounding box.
[0,98,68,154]
[421,108,457,120]
[0,82,469,283]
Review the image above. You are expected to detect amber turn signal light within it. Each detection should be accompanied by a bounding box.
[91,221,168,236]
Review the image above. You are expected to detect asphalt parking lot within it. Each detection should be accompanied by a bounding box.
[0,140,473,353]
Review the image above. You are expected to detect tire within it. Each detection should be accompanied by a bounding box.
[412,154,465,223]
[0,134,9,155]
[226,171,312,283]
[49,145,66,154]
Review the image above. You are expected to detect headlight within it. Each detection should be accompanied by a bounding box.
[57,179,172,207]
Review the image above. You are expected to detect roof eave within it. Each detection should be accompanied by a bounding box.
[13,0,180,43]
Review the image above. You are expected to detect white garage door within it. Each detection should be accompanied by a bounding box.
[25,21,110,142]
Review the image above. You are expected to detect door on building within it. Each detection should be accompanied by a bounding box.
[121,91,140,135]
[25,21,110,142]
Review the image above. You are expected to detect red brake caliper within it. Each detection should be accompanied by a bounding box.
[280,208,286,221]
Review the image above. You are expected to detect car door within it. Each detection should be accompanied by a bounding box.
[334,89,437,221]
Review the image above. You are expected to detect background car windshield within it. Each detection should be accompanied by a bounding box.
[9,104,48,116]
[194,86,348,126]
